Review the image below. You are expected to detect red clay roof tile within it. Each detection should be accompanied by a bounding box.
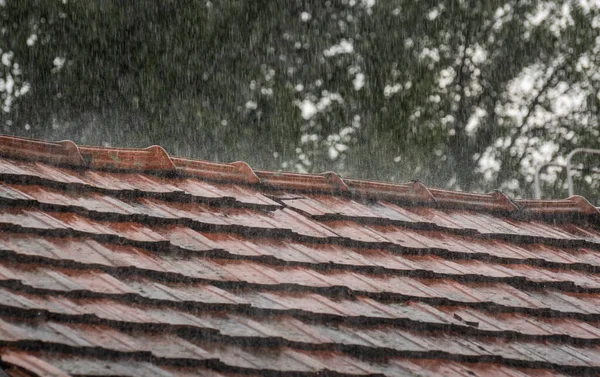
[1,135,600,376]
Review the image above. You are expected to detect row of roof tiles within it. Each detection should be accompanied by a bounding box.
[2,265,600,376]
[4,280,600,346]
[1,135,598,216]
[2,268,600,375]
[2,310,599,372]
[1,179,600,248]
[4,216,600,304]
[5,247,600,345]
[4,243,600,319]
[1,349,567,377]
[3,227,600,294]
[5,200,600,298]
[2,180,600,298]
[4,251,600,324]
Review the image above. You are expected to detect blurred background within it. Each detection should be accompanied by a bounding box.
[1,0,599,201]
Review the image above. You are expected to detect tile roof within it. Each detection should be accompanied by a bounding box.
[0,135,600,377]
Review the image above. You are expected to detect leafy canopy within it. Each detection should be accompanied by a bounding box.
[1,0,599,201]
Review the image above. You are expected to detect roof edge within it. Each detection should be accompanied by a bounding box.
[0,135,597,218]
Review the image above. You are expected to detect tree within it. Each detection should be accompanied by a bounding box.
[1,0,599,201]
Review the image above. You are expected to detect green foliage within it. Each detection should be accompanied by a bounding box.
[1,0,599,201]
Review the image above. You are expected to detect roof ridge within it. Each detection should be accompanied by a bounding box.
[0,134,598,218]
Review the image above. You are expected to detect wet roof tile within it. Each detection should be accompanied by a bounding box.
[1,135,600,377]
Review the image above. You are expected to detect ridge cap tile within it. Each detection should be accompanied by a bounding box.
[2,134,599,219]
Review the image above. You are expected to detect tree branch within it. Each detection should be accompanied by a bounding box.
[516,62,566,133]
[448,19,477,189]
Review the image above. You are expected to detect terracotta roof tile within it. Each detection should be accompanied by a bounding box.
[2,135,600,376]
